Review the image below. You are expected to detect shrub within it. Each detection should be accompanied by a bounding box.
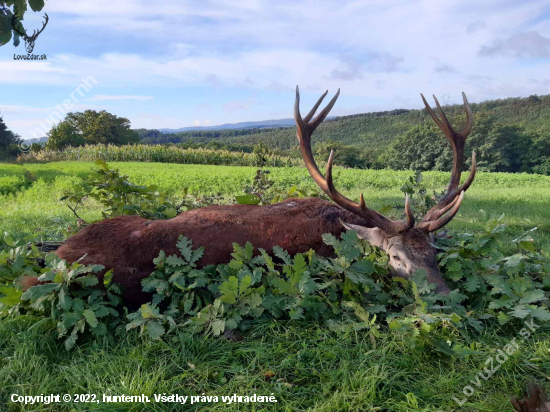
[1,217,548,355]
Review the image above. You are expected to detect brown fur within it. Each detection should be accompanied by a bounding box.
[53,198,370,304]
[20,276,45,291]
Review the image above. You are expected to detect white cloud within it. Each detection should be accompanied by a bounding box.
[2,0,550,135]
[479,31,550,59]
[223,96,256,113]
[0,105,53,114]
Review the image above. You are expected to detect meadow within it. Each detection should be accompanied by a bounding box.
[0,161,549,411]
[1,161,549,246]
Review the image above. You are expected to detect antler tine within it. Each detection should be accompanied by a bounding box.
[294,87,413,236]
[294,86,306,128]
[324,149,405,232]
[37,13,49,36]
[421,190,461,223]
[433,94,456,144]
[311,89,340,129]
[457,92,473,139]
[405,194,415,228]
[458,151,476,192]
[421,151,476,223]
[418,191,465,232]
[417,91,476,230]
[304,89,328,123]
[28,13,48,39]
[420,93,443,129]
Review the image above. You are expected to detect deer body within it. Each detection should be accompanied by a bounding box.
[54,197,370,304]
[23,86,476,303]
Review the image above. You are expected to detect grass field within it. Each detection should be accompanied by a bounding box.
[1,161,549,411]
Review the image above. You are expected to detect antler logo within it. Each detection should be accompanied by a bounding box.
[12,13,49,54]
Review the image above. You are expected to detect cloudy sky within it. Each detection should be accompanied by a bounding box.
[1,0,550,139]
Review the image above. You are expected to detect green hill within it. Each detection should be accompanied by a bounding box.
[140,94,549,147]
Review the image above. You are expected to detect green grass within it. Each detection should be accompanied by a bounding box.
[1,161,549,411]
[1,161,549,248]
[1,317,549,411]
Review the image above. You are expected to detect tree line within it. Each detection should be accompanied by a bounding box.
[3,93,550,174]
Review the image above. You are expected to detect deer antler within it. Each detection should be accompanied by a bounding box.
[416,92,475,232]
[28,13,48,40]
[294,86,414,236]
[11,14,27,38]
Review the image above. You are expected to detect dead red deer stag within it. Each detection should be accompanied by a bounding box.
[22,87,475,304]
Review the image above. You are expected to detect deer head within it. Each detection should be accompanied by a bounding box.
[294,86,475,293]
[12,13,49,54]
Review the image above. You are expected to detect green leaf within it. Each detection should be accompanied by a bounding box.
[350,259,375,274]
[292,254,306,276]
[29,0,45,11]
[529,306,550,321]
[0,286,22,307]
[219,276,239,304]
[75,275,99,287]
[64,329,79,351]
[103,269,114,286]
[412,269,432,295]
[62,312,82,330]
[235,194,261,205]
[239,275,252,295]
[289,307,304,320]
[141,304,160,319]
[273,246,291,265]
[166,254,186,267]
[0,16,13,46]
[225,318,238,330]
[190,247,205,265]
[464,275,481,292]
[518,240,536,252]
[163,208,177,218]
[21,283,59,301]
[83,309,98,328]
[153,250,166,268]
[211,319,225,336]
[518,290,545,304]
[508,305,530,319]
[59,288,73,311]
[175,236,193,261]
[146,322,165,340]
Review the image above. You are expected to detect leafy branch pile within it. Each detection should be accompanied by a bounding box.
[61,159,225,225]
[236,169,322,206]
[1,162,548,355]
[1,215,549,355]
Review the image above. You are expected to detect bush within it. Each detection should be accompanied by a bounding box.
[1,216,549,355]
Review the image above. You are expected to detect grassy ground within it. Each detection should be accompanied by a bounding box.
[1,161,549,411]
[1,161,549,246]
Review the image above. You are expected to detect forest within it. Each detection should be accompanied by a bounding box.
[136,93,550,174]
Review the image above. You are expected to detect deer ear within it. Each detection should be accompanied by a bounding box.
[339,220,386,248]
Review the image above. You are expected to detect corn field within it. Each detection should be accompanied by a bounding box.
[20,144,303,167]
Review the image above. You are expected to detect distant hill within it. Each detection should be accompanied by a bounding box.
[159,118,301,133]
[136,94,550,174]
[22,136,49,145]
[139,95,550,151]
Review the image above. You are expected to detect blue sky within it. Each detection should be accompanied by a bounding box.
[1,0,550,139]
